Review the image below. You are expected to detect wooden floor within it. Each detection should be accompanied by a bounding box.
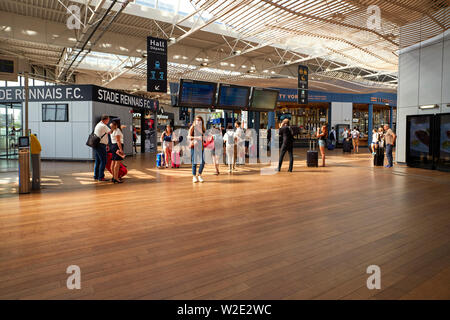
[0,149,449,299]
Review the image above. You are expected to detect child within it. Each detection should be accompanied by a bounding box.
[371,129,379,155]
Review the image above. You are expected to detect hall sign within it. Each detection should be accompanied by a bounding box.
[297,65,309,105]
[147,36,167,93]
[0,84,158,111]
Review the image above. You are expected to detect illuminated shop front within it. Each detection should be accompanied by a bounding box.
[274,88,397,147]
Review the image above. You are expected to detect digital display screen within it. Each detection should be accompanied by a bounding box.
[178,80,216,107]
[217,85,250,108]
[409,116,431,158]
[440,114,450,160]
[0,59,14,73]
[250,88,279,110]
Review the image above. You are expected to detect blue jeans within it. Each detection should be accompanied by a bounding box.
[94,144,107,179]
[191,148,205,176]
[386,144,394,167]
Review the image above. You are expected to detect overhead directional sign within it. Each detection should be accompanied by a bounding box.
[297,65,308,104]
[147,36,167,93]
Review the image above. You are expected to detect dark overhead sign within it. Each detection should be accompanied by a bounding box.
[147,36,167,93]
[298,65,308,104]
[0,85,157,111]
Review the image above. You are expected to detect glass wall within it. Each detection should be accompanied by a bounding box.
[373,105,391,130]
[0,103,23,159]
[277,103,329,140]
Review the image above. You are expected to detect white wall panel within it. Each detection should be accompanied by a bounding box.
[419,42,443,106]
[72,122,92,159]
[443,39,450,104]
[55,122,72,158]
[39,122,55,158]
[398,49,420,108]
[28,102,40,122]
[71,101,91,122]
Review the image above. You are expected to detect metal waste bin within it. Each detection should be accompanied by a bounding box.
[19,148,30,194]
[31,153,41,190]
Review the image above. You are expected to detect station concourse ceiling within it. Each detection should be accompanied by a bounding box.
[0,0,448,97]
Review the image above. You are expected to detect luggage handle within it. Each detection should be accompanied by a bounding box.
[309,139,316,151]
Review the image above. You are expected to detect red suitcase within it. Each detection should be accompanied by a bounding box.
[171,151,181,168]
[106,152,128,178]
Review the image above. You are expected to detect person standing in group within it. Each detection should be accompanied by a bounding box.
[317,124,328,167]
[342,127,349,141]
[383,124,396,168]
[234,121,245,166]
[267,126,272,151]
[277,119,294,172]
[371,129,379,155]
[329,126,336,146]
[189,116,206,183]
[351,126,360,153]
[204,127,221,175]
[110,118,125,184]
[132,126,138,153]
[223,124,236,173]
[161,124,173,168]
[93,114,110,181]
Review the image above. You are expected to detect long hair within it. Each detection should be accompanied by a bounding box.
[165,124,173,135]
[112,118,122,132]
[189,116,205,136]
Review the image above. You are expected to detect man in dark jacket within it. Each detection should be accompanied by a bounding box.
[277,119,294,172]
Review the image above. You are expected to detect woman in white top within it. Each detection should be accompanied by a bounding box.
[371,129,379,155]
[351,127,360,153]
[160,124,173,168]
[110,118,124,184]
[223,124,237,173]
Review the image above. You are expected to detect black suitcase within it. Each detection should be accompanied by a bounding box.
[374,148,384,166]
[307,140,318,167]
[343,139,352,152]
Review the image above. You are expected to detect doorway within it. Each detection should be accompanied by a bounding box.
[0,103,23,159]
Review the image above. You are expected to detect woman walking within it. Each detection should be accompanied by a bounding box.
[161,124,173,168]
[189,116,206,183]
[351,126,360,153]
[110,118,125,183]
[317,124,328,167]
[223,124,236,173]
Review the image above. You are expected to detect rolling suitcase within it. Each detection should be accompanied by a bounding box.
[106,152,128,178]
[307,140,318,167]
[342,139,352,153]
[327,139,335,150]
[171,150,181,168]
[156,153,165,168]
[373,148,384,166]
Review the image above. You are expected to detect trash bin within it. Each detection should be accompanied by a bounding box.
[19,148,30,194]
[31,153,41,190]
[30,133,42,190]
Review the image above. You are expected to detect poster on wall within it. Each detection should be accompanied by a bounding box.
[409,116,431,157]
[440,114,450,160]
[147,36,167,93]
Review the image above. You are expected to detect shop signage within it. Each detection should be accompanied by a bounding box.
[93,86,157,111]
[147,36,167,93]
[0,85,157,111]
[0,85,91,102]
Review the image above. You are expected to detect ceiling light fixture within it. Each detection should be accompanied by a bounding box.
[201,62,208,66]
[419,104,438,110]
[173,55,180,59]
[241,65,247,68]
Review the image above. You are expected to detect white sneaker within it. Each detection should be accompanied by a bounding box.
[198,176,204,183]
[192,176,198,183]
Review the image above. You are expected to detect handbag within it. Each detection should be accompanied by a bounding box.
[204,137,214,150]
[86,131,107,148]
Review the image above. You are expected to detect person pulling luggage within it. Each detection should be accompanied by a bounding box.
[277,119,294,172]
